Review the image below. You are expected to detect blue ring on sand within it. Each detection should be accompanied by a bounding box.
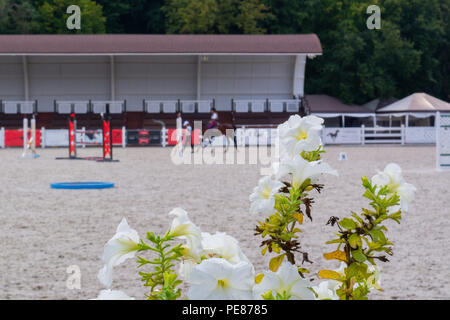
[50,182,115,189]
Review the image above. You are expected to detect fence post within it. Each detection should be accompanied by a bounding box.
[162,127,167,147]
[401,124,405,145]
[0,127,4,148]
[82,126,86,148]
[361,125,365,145]
[436,111,440,170]
[122,126,126,148]
[41,127,46,148]
[23,118,28,156]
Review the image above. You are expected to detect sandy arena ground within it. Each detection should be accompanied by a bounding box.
[0,145,449,300]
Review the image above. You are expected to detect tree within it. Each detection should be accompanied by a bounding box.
[35,0,106,34]
[162,0,272,34]
[0,0,38,34]
[94,0,166,34]
[262,0,449,104]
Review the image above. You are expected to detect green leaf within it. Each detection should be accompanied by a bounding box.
[340,218,356,230]
[352,249,367,263]
[326,238,345,245]
[348,234,360,249]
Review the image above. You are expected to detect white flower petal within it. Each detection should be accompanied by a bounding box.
[187,258,255,300]
[97,218,139,288]
[91,289,135,300]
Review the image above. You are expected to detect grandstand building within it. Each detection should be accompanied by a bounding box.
[0,34,322,130]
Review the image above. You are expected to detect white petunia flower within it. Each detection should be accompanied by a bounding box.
[277,115,324,157]
[371,163,416,211]
[312,281,339,300]
[98,218,140,288]
[253,262,315,300]
[179,259,197,281]
[91,289,135,300]
[168,208,203,260]
[187,258,255,300]
[179,232,249,281]
[249,176,284,215]
[327,262,346,291]
[276,154,338,188]
[201,232,250,264]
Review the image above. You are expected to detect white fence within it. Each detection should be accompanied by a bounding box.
[405,127,436,144]
[321,125,437,145]
[322,128,362,144]
[0,125,438,149]
[362,125,405,145]
[0,127,127,148]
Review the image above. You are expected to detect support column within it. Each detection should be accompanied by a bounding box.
[22,56,29,101]
[197,55,202,101]
[293,55,306,98]
[110,55,115,101]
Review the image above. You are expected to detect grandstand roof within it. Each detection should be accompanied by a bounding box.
[0,34,322,55]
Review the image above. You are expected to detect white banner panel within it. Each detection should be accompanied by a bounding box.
[437,112,450,170]
[404,127,435,144]
[77,130,103,145]
[44,129,69,146]
[236,128,277,146]
[323,128,362,144]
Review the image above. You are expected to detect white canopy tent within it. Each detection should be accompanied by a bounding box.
[376,93,450,127]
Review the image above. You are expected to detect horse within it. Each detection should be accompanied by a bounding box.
[327,130,340,140]
[201,112,237,150]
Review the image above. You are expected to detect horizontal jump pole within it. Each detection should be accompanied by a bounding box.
[76,130,102,133]
[76,142,103,145]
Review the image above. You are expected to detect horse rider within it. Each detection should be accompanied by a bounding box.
[183,120,194,152]
[207,107,219,129]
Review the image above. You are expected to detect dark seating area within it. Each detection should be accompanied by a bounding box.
[0,113,25,129]
[0,111,296,130]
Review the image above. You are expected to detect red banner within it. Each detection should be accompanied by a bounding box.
[167,129,200,146]
[5,129,41,147]
[112,129,123,145]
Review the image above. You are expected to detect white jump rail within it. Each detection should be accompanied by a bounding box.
[362,125,405,145]
[0,127,4,148]
[235,124,278,146]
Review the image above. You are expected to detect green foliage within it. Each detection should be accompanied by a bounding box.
[162,0,272,34]
[255,146,325,272]
[0,0,38,34]
[263,0,449,103]
[261,289,291,300]
[321,176,401,300]
[1,0,448,104]
[137,231,184,300]
[35,0,106,34]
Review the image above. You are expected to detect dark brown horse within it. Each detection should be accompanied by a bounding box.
[202,111,237,149]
